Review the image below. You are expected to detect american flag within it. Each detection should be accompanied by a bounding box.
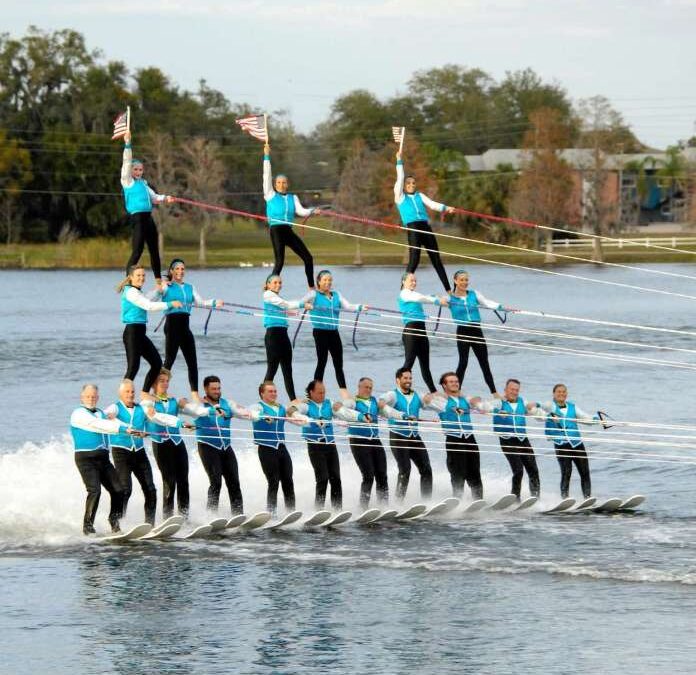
[392,126,405,144]
[236,114,268,142]
[111,109,129,140]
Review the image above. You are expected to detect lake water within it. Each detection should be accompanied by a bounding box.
[2,264,696,674]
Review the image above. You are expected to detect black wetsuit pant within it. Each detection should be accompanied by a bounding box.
[313,329,346,389]
[126,212,161,279]
[445,435,483,500]
[389,431,433,501]
[264,327,297,400]
[111,446,158,525]
[153,439,190,518]
[455,324,497,394]
[406,221,451,291]
[198,443,243,514]
[258,444,296,513]
[270,224,314,288]
[555,442,592,498]
[123,323,162,393]
[307,442,342,510]
[349,436,388,508]
[402,321,437,392]
[164,313,198,392]
[74,450,124,533]
[500,437,540,499]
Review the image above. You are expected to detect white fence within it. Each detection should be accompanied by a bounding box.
[552,236,696,249]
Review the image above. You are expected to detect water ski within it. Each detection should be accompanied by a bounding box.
[420,498,461,518]
[542,498,576,514]
[618,495,646,511]
[515,496,538,511]
[323,511,353,527]
[140,522,181,540]
[487,494,517,511]
[593,498,623,513]
[181,524,213,540]
[371,509,399,523]
[394,504,427,520]
[573,497,597,511]
[151,515,185,533]
[463,499,488,514]
[354,508,381,524]
[303,511,332,527]
[207,518,228,532]
[98,523,152,543]
[225,514,247,530]
[239,512,272,531]
[264,511,304,530]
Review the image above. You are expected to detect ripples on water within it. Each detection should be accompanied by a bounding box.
[3,266,696,674]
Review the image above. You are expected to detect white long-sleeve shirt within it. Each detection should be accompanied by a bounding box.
[263,289,302,310]
[399,289,440,305]
[70,407,125,435]
[120,144,168,202]
[263,158,313,217]
[103,402,179,429]
[123,286,169,312]
[394,161,445,211]
[341,397,404,422]
[151,283,216,309]
[300,290,361,311]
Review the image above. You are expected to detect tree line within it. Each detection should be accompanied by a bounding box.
[0,26,690,251]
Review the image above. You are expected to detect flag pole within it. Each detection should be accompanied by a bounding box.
[126,105,131,133]
[264,113,269,144]
[399,126,405,154]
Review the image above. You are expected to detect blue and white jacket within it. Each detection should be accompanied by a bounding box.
[120,285,171,324]
[69,406,127,453]
[121,144,168,214]
[194,398,249,451]
[263,156,314,226]
[263,290,303,329]
[426,393,476,439]
[449,289,501,326]
[103,400,179,451]
[303,289,362,331]
[249,400,288,449]
[379,388,424,438]
[541,400,599,449]
[398,289,441,326]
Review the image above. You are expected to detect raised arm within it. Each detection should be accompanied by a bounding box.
[263,144,275,201]
[400,288,442,306]
[394,154,405,203]
[120,140,133,188]
[263,290,302,311]
[124,286,171,313]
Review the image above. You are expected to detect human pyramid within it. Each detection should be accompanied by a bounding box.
[69,126,608,536]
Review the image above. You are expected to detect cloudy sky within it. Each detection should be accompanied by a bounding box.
[4,0,696,148]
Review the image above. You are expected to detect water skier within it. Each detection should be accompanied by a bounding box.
[70,384,127,535]
[426,372,484,500]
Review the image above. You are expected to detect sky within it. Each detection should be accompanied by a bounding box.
[4,0,696,149]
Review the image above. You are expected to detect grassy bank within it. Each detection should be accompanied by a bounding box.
[3,218,696,269]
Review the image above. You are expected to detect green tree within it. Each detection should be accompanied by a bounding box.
[0,130,32,243]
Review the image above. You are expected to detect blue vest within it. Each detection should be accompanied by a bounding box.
[388,389,422,437]
[264,295,289,329]
[162,282,193,315]
[70,407,111,453]
[302,399,335,444]
[195,399,233,450]
[266,192,296,226]
[123,179,153,214]
[121,286,148,324]
[309,291,342,330]
[147,397,183,445]
[348,397,380,439]
[545,401,583,448]
[398,295,428,325]
[449,290,482,325]
[397,192,429,226]
[493,398,528,438]
[438,396,474,438]
[252,401,287,449]
[111,401,148,451]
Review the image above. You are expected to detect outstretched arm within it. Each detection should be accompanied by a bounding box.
[394,152,405,204]
[124,286,171,312]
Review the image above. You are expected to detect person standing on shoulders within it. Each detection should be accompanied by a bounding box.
[70,384,128,535]
[263,142,320,288]
[394,149,455,291]
[120,130,174,285]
